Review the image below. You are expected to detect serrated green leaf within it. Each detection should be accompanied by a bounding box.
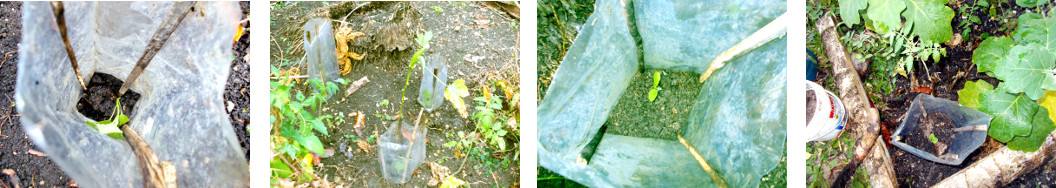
[902,0,955,44]
[840,0,868,26]
[865,0,906,34]
[1007,107,1056,151]
[992,44,1056,100]
[982,87,1037,142]
[312,119,327,135]
[958,80,993,109]
[301,135,325,155]
[972,36,1014,73]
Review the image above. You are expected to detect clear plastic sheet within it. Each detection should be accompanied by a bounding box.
[303,18,340,82]
[378,120,427,184]
[537,0,786,186]
[418,54,447,112]
[16,2,247,187]
[891,94,992,165]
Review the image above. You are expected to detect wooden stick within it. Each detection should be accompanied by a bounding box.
[932,133,1056,187]
[118,2,195,95]
[122,125,176,188]
[677,135,728,188]
[816,12,896,187]
[50,2,87,91]
[699,12,790,83]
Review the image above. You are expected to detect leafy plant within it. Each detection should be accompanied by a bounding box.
[1016,0,1049,8]
[472,91,508,150]
[928,133,939,144]
[85,98,130,139]
[957,0,988,37]
[840,0,955,44]
[432,6,443,13]
[270,65,346,182]
[648,71,662,102]
[397,31,433,119]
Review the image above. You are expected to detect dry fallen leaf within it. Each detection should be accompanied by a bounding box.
[27,149,46,157]
[426,162,451,186]
[355,140,371,154]
[334,27,366,76]
[445,79,470,118]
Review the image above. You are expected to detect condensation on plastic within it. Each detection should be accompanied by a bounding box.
[378,120,427,184]
[891,94,992,165]
[15,2,247,187]
[636,0,787,72]
[537,0,786,186]
[303,18,340,82]
[418,54,447,112]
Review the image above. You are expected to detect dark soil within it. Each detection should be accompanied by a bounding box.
[903,112,955,156]
[1,2,251,187]
[0,2,73,187]
[604,70,700,140]
[224,1,251,162]
[537,0,595,102]
[75,73,141,121]
[271,2,519,187]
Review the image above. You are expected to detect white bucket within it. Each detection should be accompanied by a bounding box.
[806,81,847,142]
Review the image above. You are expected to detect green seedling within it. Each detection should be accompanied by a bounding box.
[86,98,129,139]
[649,71,662,102]
[432,6,443,13]
[928,133,939,144]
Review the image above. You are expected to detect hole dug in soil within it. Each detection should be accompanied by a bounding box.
[903,112,956,156]
[604,70,702,140]
[76,73,141,121]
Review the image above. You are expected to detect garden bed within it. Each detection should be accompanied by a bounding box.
[270,1,520,187]
[807,0,1055,186]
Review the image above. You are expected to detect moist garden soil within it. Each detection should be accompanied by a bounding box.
[605,70,700,140]
[0,2,251,187]
[809,0,1054,186]
[903,112,956,156]
[76,73,141,121]
[271,2,520,187]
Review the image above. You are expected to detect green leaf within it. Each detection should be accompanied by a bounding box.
[1015,0,1049,8]
[992,44,1056,100]
[902,0,955,44]
[928,133,938,143]
[972,36,1014,73]
[301,135,325,155]
[958,80,993,109]
[982,87,1037,142]
[1011,13,1056,55]
[865,0,907,34]
[653,71,661,87]
[649,87,659,102]
[1007,107,1056,152]
[839,0,868,26]
[312,119,328,135]
[271,158,294,178]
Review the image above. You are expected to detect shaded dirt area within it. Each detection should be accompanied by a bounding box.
[0,2,251,187]
[226,1,252,162]
[270,1,520,187]
[808,0,1055,186]
[605,70,700,140]
[537,0,786,186]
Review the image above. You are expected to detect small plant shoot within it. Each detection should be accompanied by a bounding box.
[649,71,662,102]
[85,98,129,139]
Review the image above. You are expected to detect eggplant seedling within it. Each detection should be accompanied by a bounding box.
[649,71,662,102]
[85,98,129,139]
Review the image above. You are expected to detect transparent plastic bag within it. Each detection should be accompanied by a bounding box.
[16,2,247,187]
[303,18,340,83]
[378,120,427,184]
[891,94,992,165]
[418,54,447,112]
[537,0,786,186]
